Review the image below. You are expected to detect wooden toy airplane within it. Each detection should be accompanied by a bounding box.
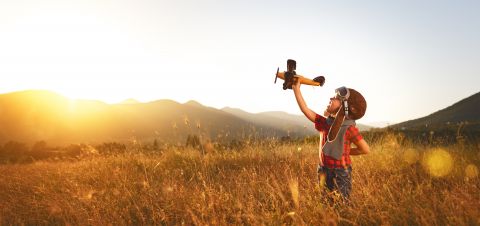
[274,59,325,90]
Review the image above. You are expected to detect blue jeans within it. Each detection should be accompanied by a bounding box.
[317,165,352,200]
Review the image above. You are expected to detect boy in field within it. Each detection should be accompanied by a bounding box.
[292,80,370,201]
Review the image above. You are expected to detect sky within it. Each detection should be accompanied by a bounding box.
[0,0,479,125]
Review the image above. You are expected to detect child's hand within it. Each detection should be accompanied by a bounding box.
[323,110,331,117]
[292,79,301,90]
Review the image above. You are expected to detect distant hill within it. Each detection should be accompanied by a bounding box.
[392,91,480,131]
[118,99,141,105]
[365,121,395,129]
[222,107,316,135]
[222,107,372,132]
[0,90,311,145]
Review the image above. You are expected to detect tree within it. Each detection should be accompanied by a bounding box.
[31,140,48,152]
[30,140,49,159]
[3,141,28,156]
[1,141,29,163]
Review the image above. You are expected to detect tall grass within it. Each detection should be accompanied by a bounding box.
[0,134,479,225]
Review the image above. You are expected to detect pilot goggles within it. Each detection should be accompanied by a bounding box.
[335,86,350,117]
[335,86,350,100]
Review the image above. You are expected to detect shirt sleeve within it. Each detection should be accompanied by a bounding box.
[347,126,363,143]
[314,114,329,132]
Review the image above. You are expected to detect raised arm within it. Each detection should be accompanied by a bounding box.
[292,80,317,122]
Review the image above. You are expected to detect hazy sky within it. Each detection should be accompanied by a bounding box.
[1,0,479,125]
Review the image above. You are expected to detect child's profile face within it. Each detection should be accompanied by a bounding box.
[326,96,342,115]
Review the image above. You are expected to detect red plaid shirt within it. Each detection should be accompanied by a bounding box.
[314,114,363,168]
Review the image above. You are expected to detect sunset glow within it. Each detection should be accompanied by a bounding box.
[1,0,479,124]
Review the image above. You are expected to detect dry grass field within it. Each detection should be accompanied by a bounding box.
[0,133,479,225]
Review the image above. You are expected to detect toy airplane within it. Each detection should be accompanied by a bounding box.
[274,59,325,90]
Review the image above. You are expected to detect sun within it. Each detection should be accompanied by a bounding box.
[54,83,128,104]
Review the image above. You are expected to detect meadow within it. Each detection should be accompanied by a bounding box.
[0,132,479,225]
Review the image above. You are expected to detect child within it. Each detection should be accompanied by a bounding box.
[292,80,370,201]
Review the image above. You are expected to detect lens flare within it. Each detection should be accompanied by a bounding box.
[465,164,479,179]
[423,148,453,177]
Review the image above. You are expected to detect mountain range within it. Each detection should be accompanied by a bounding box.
[392,91,480,131]
[222,107,372,132]
[0,90,316,145]
[1,90,478,145]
